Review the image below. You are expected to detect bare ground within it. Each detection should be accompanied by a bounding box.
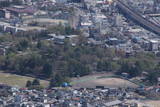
[72,73,138,88]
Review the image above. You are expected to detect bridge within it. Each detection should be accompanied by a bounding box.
[115,0,160,35]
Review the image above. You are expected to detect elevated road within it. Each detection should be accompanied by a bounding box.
[116,0,160,35]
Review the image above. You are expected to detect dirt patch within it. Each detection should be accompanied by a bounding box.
[72,74,138,88]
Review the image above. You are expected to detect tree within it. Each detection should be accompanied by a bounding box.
[37,40,42,49]
[26,80,32,87]
[26,79,44,90]
[67,59,91,77]
[47,23,65,35]
[32,79,40,86]
[129,65,140,77]
[42,63,53,78]
[65,26,73,35]
[97,60,112,72]
[17,39,29,51]
[118,61,142,78]
[147,72,159,85]
[118,62,130,75]
[49,73,64,87]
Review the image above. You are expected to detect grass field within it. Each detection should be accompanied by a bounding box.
[0,72,49,88]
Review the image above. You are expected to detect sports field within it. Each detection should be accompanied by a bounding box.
[71,74,138,88]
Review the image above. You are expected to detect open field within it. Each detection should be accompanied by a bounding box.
[71,73,138,88]
[142,100,160,107]
[0,72,49,88]
[125,100,160,107]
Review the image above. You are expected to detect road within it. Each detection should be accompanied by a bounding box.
[116,0,160,35]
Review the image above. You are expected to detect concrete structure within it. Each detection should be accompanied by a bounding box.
[0,9,10,19]
[149,39,159,51]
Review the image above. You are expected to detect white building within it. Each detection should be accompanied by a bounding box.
[149,39,159,51]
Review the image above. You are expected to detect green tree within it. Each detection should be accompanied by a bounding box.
[129,65,140,77]
[67,59,91,77]
[147,72,159,85]
[32,79,40,86]
[97,60,112,72]
[37,40,42,49]
[42,63,53,78]
[118,61,142,77]
[118,62,130,75]
[26,80,32,87]
[65,26,73,35]
[17,39,29,51]
[50,73,64,87]
[47,23,65,35]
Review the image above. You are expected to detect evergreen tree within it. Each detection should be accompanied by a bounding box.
[32,79,40,86]
[42,63,53,78]
[50,73,64,87]
[26,80,32,87]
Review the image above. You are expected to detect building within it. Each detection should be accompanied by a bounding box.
[5,6,37,17]
[107,38,119,45]
[149,39,159,51]
[0,9,10,19]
